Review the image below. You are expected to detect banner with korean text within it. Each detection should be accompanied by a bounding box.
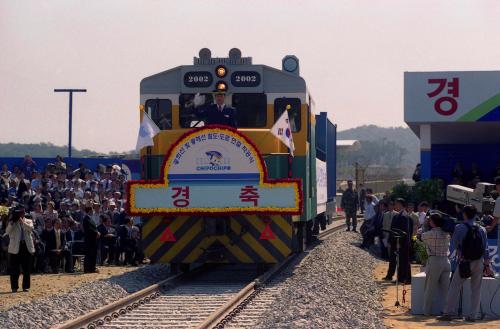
[127,125,302,216]
[404,71,500,123]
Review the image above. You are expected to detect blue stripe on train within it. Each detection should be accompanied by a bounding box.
[168,173,260,181]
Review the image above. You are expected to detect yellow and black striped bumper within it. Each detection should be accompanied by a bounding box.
[142,215,293,264]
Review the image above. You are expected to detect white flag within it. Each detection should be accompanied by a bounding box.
[270,110,295,156]
[136,111,160,152]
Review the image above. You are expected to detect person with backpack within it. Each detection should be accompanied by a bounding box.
[439,205,490,322]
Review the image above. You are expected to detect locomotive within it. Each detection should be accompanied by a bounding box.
[129,48,337,269]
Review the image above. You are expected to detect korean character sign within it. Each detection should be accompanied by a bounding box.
[171,186,190,207]
[427,78,459,116]
[239,185,260,206]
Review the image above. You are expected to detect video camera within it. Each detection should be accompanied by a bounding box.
[447,182,496,214]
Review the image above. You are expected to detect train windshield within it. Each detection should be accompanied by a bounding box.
[274,98,301,132]
[231,93,267,128]
[179,93,214,128]
[145,99,172,130]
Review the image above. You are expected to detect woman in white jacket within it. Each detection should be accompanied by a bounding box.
[6,206,35,292]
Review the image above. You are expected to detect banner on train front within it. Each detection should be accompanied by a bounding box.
[127,125,302,216]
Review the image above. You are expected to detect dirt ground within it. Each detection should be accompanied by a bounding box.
[375,262,500,329]
[0,265,137,311]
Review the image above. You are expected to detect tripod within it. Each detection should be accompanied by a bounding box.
[384,228,408,306]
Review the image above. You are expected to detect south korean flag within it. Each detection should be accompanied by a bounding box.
[270,109,295,156]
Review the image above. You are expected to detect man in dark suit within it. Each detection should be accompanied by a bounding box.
[65,220,84,243]
[195,91,237,127]
[45,218,73,273]
[118,217,137,266]
[65,220,85,264]
[82,206,100,273]
[70,202,83,223]
[384,198,413,283]
[97,215,117,265]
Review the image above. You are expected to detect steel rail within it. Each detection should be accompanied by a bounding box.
[54,265,206,329]
[55,218,350,329]
[199,221,348,329]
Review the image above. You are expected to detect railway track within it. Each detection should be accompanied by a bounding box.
[56,220,348,329]
[204,220,348,329]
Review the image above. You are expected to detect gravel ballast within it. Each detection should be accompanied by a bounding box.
[1,233,385,329]
[0,264,170,329]
[256,232,385,329]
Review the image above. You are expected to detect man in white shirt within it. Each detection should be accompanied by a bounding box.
[100,172,113,191]
[365,188,379,205]
[91,202,101,226]
[418,201,430,228]
[364,195,377,221]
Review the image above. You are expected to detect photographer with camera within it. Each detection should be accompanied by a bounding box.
[488,176,500,234]
[6,206,35,293]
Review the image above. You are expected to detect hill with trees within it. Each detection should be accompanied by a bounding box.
[1,125,420,179]
[0,142,136,158]
[337,125,419,179]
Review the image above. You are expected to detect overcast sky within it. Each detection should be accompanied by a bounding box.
[1,0,499,153]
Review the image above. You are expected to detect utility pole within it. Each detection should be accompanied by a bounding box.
[54,89,87,158]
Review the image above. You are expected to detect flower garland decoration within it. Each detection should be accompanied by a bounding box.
[0,205,9,217]
[127,125,303,217]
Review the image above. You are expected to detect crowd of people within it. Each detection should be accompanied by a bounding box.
[0,155,143,292]
[451,162,500,188]
[342,177,500,322]
[412,161,500,188]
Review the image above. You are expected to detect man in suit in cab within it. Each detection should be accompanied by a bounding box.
[194,90,237,128]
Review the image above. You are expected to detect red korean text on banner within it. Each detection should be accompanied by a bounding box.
[427,78,459,116]
[160,227,177,242]
[259,223,276,240]
[171,186,190,207]
[239,185,260,206]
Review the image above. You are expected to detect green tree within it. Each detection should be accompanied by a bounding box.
[390,179,444,206]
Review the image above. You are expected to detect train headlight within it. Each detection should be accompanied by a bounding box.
[216,81,227,92]
[216,65,227,78]
[286,104,292,110]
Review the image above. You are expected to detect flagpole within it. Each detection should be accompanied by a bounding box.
[285,104,294,178]
[141,108,157,124]
[270,105,294,178]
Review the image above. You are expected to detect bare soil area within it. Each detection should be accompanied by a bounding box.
[0,265,137,311]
